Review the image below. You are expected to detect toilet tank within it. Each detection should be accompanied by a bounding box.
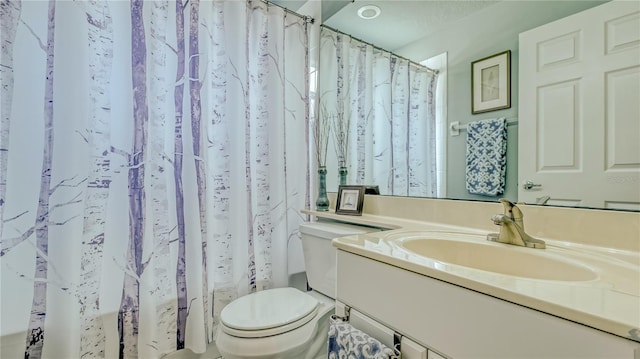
[299,221,375,298]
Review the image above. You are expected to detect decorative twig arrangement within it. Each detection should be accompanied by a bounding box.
[314,104,332,167]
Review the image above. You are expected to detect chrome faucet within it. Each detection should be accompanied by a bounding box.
[487,199,546,249]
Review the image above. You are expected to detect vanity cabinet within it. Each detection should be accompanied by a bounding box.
[336,250,640,358]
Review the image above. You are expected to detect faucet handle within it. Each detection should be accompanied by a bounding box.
[498,198,525,230]
[498,198,515,208]
[498,198,516,217]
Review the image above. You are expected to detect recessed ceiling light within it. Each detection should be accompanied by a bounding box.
[357,5,381,20]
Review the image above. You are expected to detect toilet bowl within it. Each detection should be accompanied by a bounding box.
[214,222,373,359]
[215,288,334,359]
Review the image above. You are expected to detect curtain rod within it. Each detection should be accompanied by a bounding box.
[257,0,315,24]
[321,24,438,75]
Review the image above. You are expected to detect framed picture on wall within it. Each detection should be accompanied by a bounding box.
[471,50,511,114]
[335,185,365,216]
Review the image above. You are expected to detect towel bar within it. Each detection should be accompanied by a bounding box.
[450,118,518,136]
[330,304,351,322]
[331,305,402,358]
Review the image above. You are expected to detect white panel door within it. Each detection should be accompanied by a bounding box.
[519,1,640,210]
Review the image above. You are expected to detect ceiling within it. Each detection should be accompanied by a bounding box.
[322,0,500,51]
[271,0,501,52]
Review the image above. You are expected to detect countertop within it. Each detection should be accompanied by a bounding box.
[302,209,640,343]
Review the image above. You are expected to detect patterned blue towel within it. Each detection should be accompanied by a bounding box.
[328,317,398,359]
[465,118,508,196]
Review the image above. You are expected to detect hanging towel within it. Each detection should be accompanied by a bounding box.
[328,317,399,359]
[465,117,508,196]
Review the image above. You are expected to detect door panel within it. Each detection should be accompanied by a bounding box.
[519,1,640,210]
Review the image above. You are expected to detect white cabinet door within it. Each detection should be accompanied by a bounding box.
[401,337,428,359]
[518,1,640,210]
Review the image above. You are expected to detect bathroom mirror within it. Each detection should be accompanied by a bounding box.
[314,0,639,211]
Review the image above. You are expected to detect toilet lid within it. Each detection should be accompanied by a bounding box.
[220,287,319,338]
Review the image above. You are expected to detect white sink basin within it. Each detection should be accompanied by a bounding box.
[396,234,598,281]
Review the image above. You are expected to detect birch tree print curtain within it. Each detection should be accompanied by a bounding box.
[319,26,439,197]
[0,1,310,358]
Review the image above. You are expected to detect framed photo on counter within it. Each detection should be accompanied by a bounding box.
[335,185,365,216]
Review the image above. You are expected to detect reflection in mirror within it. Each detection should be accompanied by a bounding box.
[320,0,639,211]
[319,26,441,197]
[517,0,640,210]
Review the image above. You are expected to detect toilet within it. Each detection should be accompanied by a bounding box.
[215,221,372,359]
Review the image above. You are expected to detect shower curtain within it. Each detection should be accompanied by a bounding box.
[0,0,310,358]
[319,27,439,197]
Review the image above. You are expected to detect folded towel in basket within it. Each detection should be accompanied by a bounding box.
[465,117,508,196]
[328,317,399,359]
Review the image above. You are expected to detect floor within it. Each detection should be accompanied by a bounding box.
[289,271,309,292]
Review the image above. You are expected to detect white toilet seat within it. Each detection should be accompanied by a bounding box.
[215,289,335,359]
[220,287,319,338]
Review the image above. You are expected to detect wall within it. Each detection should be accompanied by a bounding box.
[396,1,607,202]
